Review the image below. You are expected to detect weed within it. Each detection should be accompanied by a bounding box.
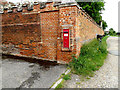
[63,74,71,80]
[76,82,81,84]
[55,83,63,89]
[69,36,109,77]
[55,79,65,89]
[86,77,91,80]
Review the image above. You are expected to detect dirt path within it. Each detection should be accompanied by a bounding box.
[63,36,118,88]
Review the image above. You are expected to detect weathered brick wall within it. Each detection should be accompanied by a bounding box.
[75,8,104,57]
[40,11,59,60]
[2,13,41,57]
[1,2,60,62]
[2,13,40,24]
[57,6,77,63]
[1,2,104,63]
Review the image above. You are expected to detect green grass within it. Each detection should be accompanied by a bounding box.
[55,79,65,89]
[63,74,71,80]
[69,36,109,77]
[54,73,71,89]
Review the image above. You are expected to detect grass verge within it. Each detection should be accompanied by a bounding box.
[69,36,109,77]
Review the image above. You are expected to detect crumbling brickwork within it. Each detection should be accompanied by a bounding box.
[1,2,104,63]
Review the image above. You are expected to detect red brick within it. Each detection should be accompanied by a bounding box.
[2,2,104,63]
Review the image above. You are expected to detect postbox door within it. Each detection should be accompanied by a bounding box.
[63,29,69,48]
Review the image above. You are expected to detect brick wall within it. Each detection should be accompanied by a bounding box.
[57,6,77,63]
[2,12,41,57]
[75,8,104,57]
[40,11,59,60]
[1,2,104,63]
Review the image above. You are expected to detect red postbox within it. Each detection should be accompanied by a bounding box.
[63,29,69,48]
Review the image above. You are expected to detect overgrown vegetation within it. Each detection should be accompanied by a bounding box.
[69,36,108,77]
[76,1,108,30]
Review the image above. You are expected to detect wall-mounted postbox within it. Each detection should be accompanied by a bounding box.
[63,29,69,48]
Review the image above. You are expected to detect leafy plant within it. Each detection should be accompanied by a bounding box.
[63,74,71,80]
[55,79,65,89]
[76,1,108,30]
[102,20,108,30]
[55,83,63,89]
[109,28,116,36]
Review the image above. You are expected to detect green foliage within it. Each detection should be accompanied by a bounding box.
[109,28,116,36]
[55,79,65,89]
[63,74,71,80]
[55,83,63,89]
[76,1,108,30]
[104,31,108,35]
[69,36,108,77]
[61,73,65,76]
[55,73,71,89]
[102,20,108,30]
[76,2,104,24]
[55,82,63,89]
[54,73,71,89]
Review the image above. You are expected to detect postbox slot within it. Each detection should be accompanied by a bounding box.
[63,31,68,33]
[63,29,69,48]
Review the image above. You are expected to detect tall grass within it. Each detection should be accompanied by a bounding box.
[69,36,109,76]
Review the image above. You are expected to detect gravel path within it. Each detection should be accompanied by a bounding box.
[63,36,118,88]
